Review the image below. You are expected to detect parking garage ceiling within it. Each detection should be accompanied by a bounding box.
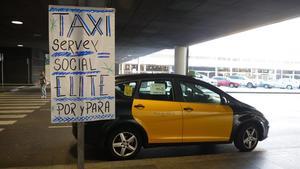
[1,0,300,63]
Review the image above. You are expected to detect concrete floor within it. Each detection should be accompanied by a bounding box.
[0,87,300,169]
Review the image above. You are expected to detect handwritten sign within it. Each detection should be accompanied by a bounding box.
[49,5,115,123]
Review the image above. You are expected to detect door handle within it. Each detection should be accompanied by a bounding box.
[183,107,193,112]
[134,104,145,109]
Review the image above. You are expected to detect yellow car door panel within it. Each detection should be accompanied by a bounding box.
[179,81,233,143]
[181,102,233,142]
[132,99,182,143]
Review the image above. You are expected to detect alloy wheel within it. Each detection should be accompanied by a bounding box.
[112,132,138,157]
[243,127,258,149]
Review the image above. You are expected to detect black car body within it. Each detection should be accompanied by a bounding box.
[73,74,269,159]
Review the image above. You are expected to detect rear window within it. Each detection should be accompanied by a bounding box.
[115,81,137,98]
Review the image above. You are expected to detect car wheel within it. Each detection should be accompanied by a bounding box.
[234,123,259,152]
[229,83,234,88]
[247,83,253,88]
[106,128,142,160]
[286,85,292,90]
[264,84,269,89]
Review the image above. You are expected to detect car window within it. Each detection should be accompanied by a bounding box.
[138,80,173,101]
[180,82,221,104]
[115,81,137,98]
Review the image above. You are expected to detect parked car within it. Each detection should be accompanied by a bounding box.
[229,75,257,88]
[258,80,275,89]
[72,74,269,160]
[274,78,299,89]
[194,73,218,86]
[212,76,240,88]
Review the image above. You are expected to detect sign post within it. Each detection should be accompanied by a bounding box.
[1,53,3,87]
[48,6,115,169]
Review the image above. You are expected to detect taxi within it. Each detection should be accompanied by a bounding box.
[72,73,269,160]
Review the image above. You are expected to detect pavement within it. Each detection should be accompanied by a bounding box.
[0,86,300,169]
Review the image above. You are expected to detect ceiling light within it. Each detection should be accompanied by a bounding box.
[17,44,23,47]
[11,20,23,25]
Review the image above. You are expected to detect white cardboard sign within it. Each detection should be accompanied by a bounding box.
[150,83,166,95]
[49,5,115,123]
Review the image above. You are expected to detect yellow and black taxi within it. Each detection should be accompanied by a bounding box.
[73,74,269,160]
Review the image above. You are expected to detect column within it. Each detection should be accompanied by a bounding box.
[174,46,187,75]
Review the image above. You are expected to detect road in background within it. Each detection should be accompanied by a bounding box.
[0,87,299,169]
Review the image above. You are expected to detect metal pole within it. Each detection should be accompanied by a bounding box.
[1,53,4,87]
[27,57,30,84]
[77,1,85,169]
[77,122,84,169]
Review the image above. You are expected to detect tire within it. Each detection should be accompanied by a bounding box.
[229,83,234,88]
[105,128,142,160]
[247,83,253,88]
[286,85,292,90]
[234,123,259,152]
[264,84,269,89]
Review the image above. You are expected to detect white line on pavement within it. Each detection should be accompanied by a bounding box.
[0,97,46,100]
[39,109,50,111]
[0,106,40,110]
[0,95,47,97]
[48,125,72,129]
[0,110,34,114]
[0,120,16,125]
[0,128,4,132]
[10,86,25,92]
[0,114,27,118]
[0,99,50,101]
[0,101,49,103]
[0,104,45,106]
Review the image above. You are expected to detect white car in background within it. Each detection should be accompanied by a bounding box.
[274,78,299,89]
[194,73,218,86]
[229,75,257,88]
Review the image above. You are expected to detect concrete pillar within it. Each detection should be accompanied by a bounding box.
[137,57,140,73]
[174,46,187,75]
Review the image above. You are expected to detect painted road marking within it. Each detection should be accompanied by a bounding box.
[0,99,50,101]
[0,120,16,125]
[0,101,49,103]
[0,97,49,99]
[0,114,27,118]
[10,86,25,92]
[0,95,46,97]
[48,125,72,129]
[0,104,45,106]
[0,106,40,110]
[0,110,34,114]
[0,128,4,132]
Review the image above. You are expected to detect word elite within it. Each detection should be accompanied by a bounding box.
[54,74,108,97]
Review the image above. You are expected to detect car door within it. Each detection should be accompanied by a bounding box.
[132,79,182,143]
[179,81,233,142]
